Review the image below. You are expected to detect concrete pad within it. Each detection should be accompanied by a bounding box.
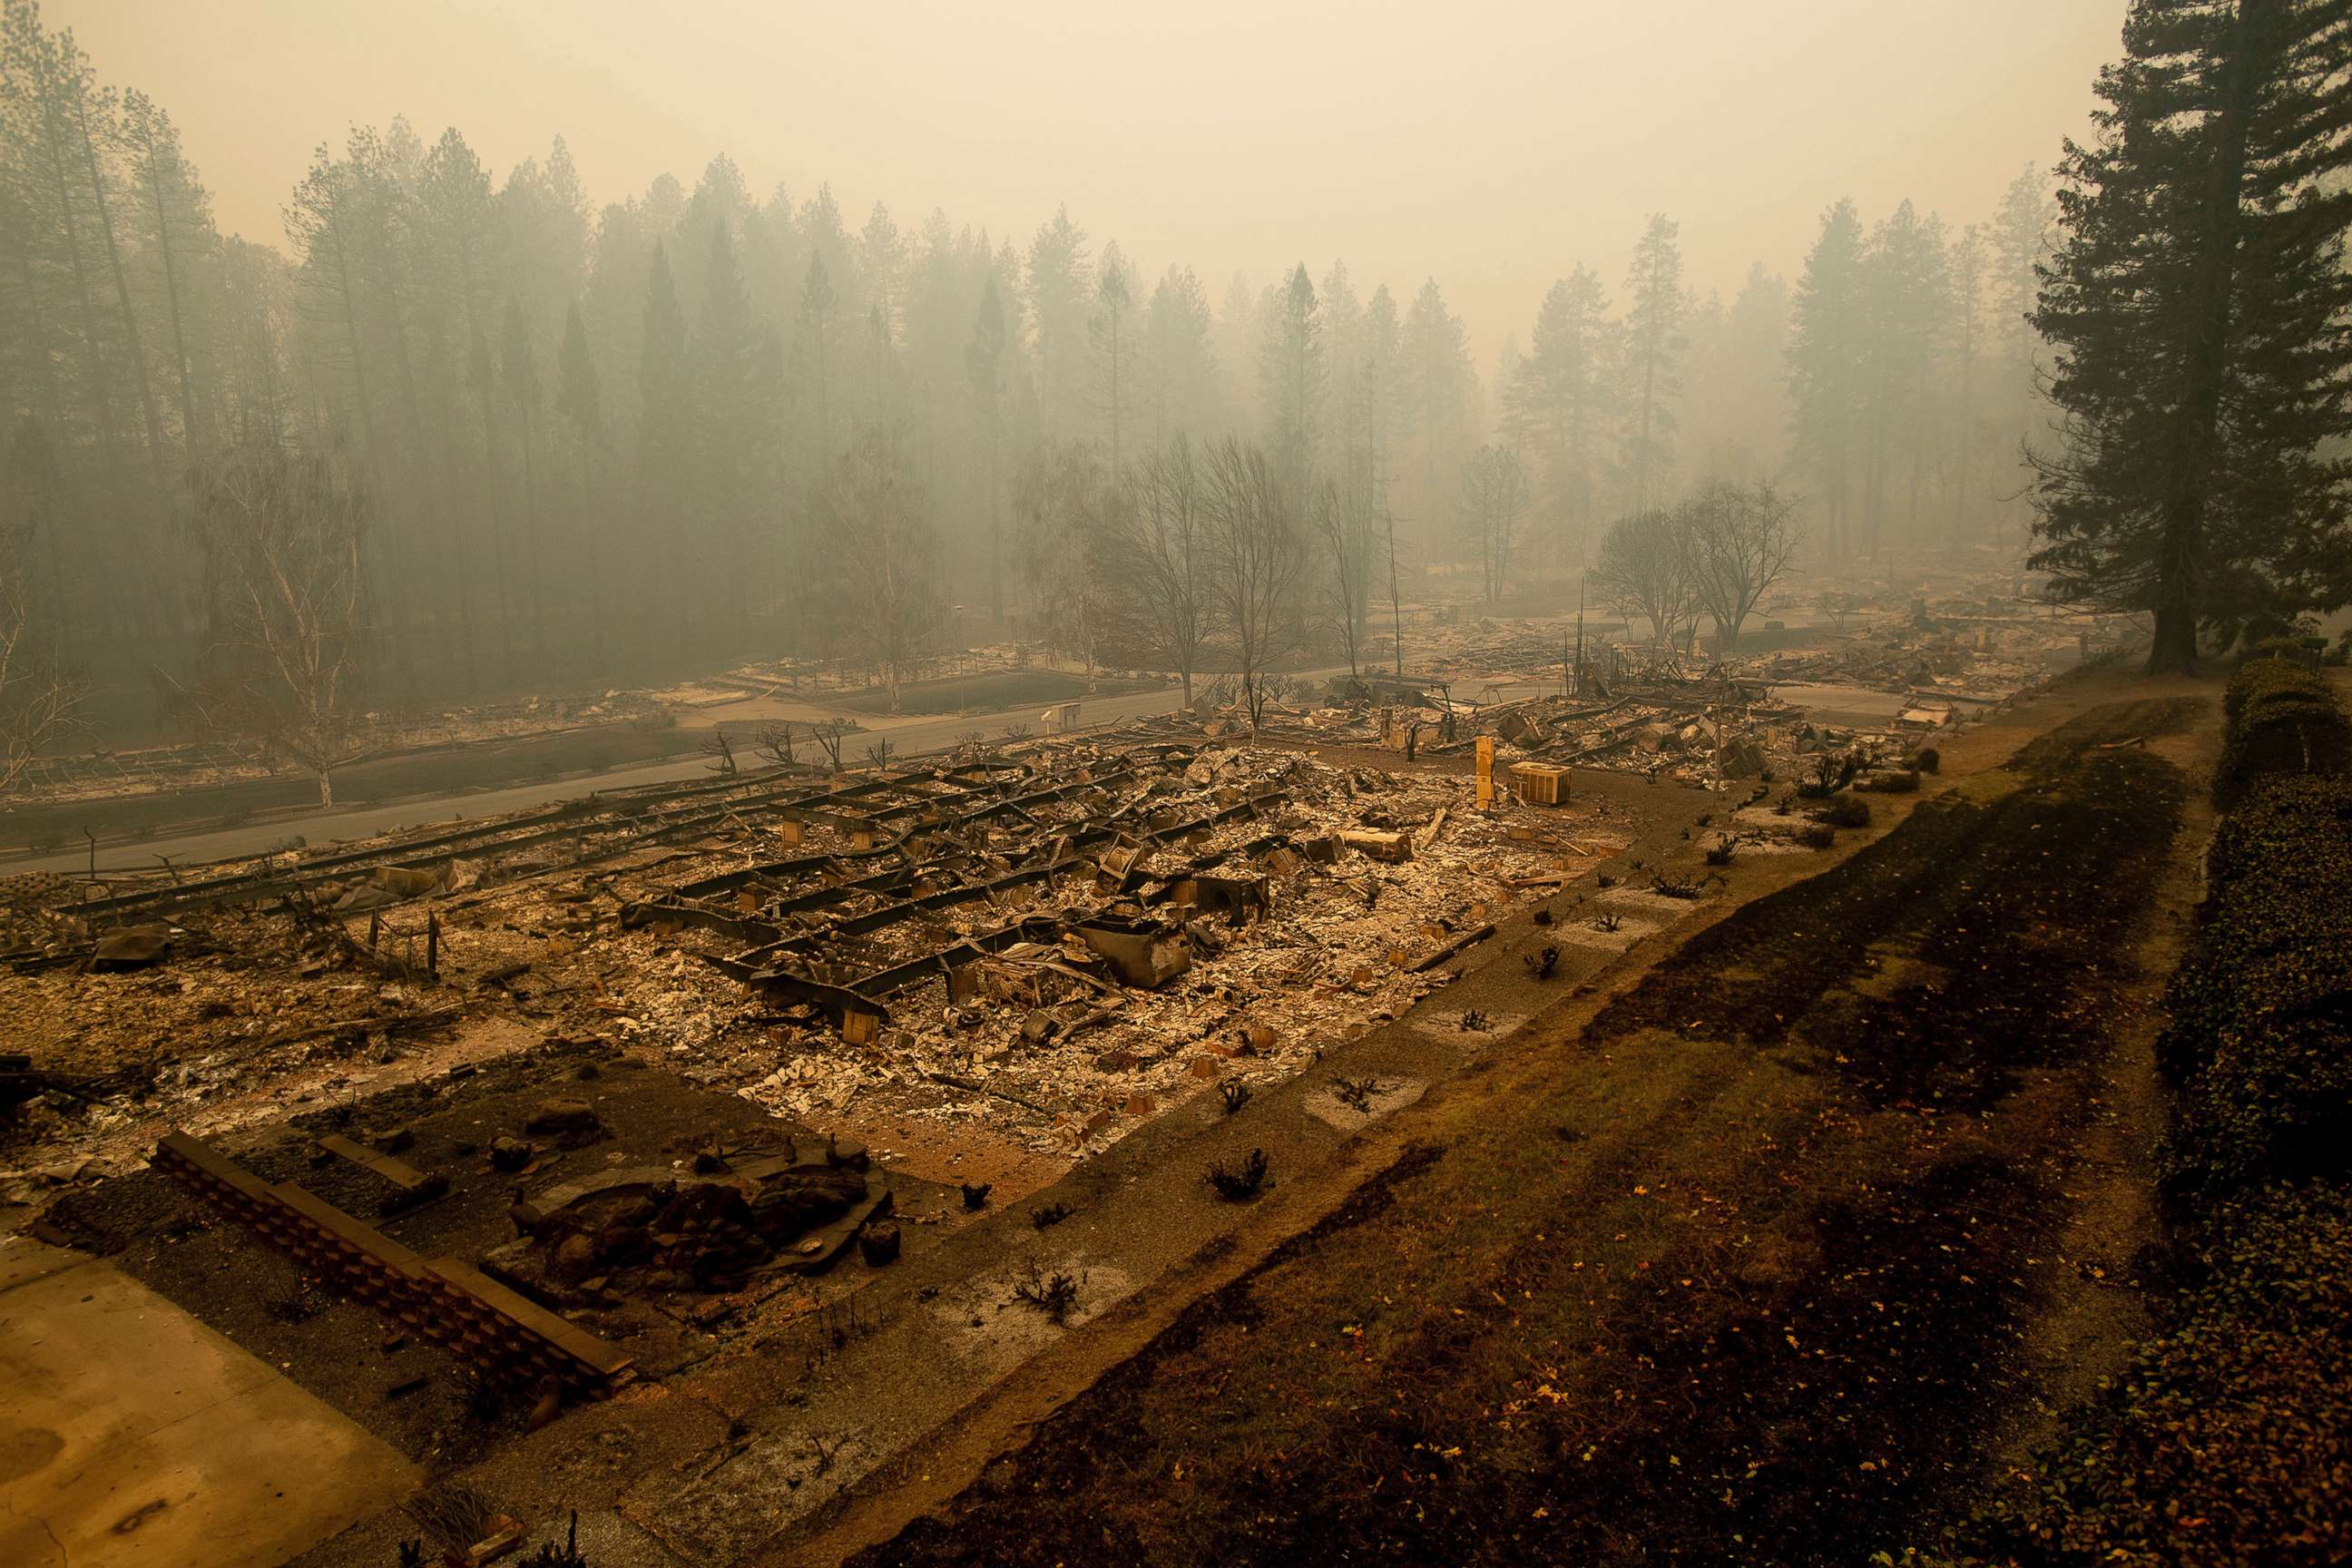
[0,1239,418,1568]
[1302,1075,1428,1131]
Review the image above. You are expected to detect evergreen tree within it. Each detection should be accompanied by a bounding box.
[1619,213,1684,514]
[636,242,690,632]
[1143,265,1217,446]
[966,274,1006,622]
[552,299,606,660]
[498,298,547,664]
[1504,268,1613,565]
[1788,199,1869,559]
[1858,199,1951,555]
[690,219,767,639]
[1397,277,1474,540]
[1025,204,1089,439]
[2032,0,2352,671]
[1947,223,1989,547]
[1089,240,1136,471]
[1259,262,1323,495]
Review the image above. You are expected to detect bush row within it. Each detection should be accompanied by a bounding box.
[1967,1182,2352,1568]
[2171,674,2351,1210]
[2214,659,2350,805]
[2159,776,2352,1071]
[1955,674,2352,1565]
[2162,779,2352,1201]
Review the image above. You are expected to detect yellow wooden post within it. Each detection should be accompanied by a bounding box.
[1476,735,1495,808]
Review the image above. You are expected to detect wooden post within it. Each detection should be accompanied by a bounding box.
[1475,736,1495,809]
[426,909,439,979]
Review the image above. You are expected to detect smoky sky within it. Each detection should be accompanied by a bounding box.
[57,0,2120,360]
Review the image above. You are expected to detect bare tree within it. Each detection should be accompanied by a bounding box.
[819,425,936,713]
[177,441,369,807]
[1818,587,1855,633]
[0,519,82,797]
[1311,474,1375,676]
[754,721,799,768]
[1103,435,1212,701]
[1460,444,1528,605]
[1591,510,1693,650]
[1201,436,1307,733]
[811,719,850,772]
[1677,478,1801,650]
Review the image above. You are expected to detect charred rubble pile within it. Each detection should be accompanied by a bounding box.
[1,736,1609,1210]
[1166,574,2108,792]
[623,740,1600,1154]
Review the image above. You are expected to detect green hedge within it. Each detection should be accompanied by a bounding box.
[2171,1017,2352,1203]
[2159,778,2352,1081]
[1967,1182,2352,1568]
[2223,657,2323,721]
[2214,662,2349,805]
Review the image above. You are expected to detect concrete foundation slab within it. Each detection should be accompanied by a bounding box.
[0,1238,418,1568]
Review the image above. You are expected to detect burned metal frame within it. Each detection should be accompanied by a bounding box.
[62,758,1036,926]
[623,745,1298,1029]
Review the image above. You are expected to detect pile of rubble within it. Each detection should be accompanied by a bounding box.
[1156,570,2126,795]
[622,740,1612,1156]
[3,737,1621,1203]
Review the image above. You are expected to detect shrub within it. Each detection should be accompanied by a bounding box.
[2223,655,2318,720]
[2159,776,2352,1200]
[1813,795,1871,829]
[2169,1016,2352,1202]
[1968,1182,2352,1568]
[1908,745,1942,774]
[2210,662,2342,808]
[1796,822,1836,849]
[1206,1149,1269,1200]
[2215,662,2349,806]
[2161,777,2352,1079]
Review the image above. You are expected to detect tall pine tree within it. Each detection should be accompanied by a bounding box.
[2032,0,2352,672]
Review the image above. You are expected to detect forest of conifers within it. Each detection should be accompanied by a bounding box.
[0,0,2056,729]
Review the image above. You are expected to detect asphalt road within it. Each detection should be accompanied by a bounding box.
[14,683,1195,879]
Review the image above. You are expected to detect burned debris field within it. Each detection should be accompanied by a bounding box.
[856,696,2201,1567]
[9,2,2352,1566]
